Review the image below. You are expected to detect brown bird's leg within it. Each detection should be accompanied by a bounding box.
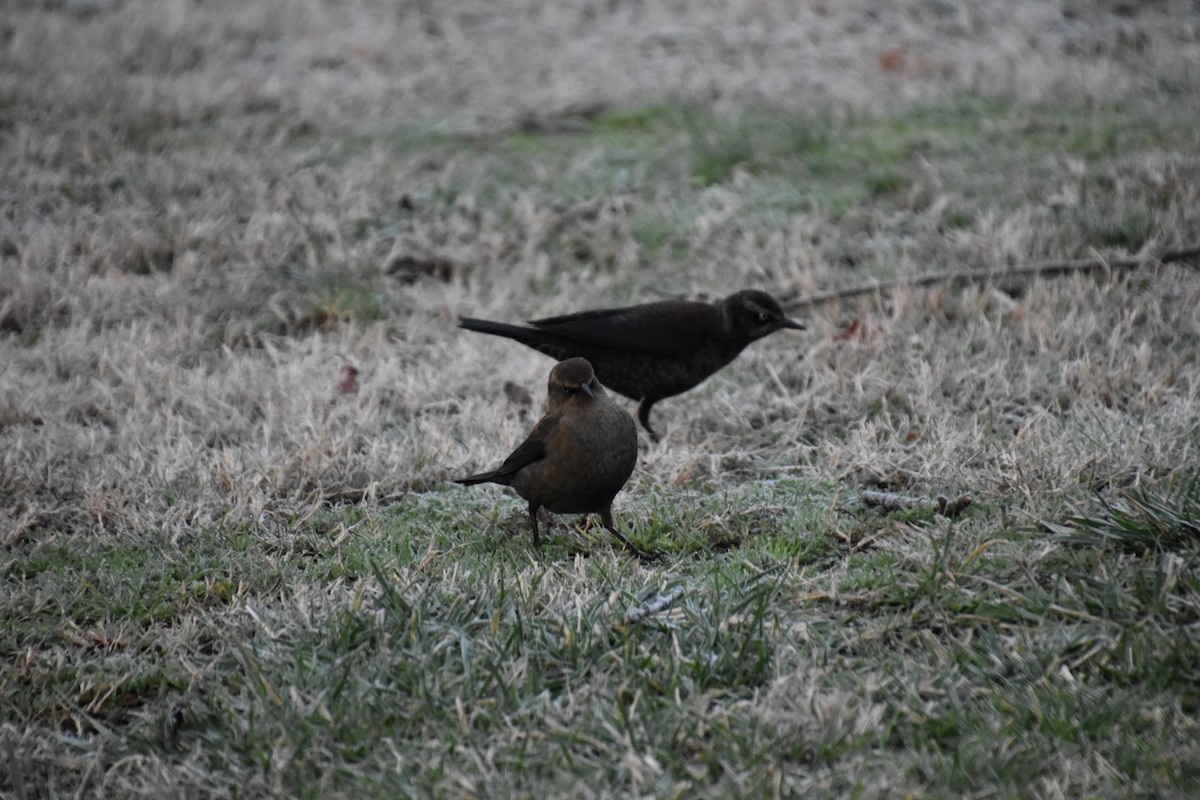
[599,508,660,561]
[528,502,542,549]
[635,399,660,442]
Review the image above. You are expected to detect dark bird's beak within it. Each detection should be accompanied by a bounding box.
[580,382,594,398]
[780,316,805,331]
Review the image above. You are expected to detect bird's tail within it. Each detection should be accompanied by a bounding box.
[454,472,502,486]
[458,317,544,347]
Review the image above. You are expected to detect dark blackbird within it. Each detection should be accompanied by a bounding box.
[455,357,657,559]
[459,290,804,440]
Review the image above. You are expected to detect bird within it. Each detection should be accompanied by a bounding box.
[458,289,804,440]
[454,357,657,560]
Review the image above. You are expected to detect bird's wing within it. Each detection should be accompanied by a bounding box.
[489,415,557,478]
[529,302,715,357]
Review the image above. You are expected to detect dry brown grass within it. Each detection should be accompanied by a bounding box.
[3,1,1200,797]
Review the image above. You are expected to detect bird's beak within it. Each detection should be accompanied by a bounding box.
[580,382,594,398]
[781,316,805,331]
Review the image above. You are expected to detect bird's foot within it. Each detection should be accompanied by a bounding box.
[607,529,664,562]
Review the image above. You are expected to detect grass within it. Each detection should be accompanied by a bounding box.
[1060,473,1200,554]
[4,1,1200,797]
[373,93,1200,224]
[6,479,1200,796]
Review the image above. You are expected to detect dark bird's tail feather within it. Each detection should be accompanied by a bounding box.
[454,472,499,486]
[458,317,545,347]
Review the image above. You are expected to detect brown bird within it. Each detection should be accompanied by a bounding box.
[455,357,657,559]
[458,290,804,440]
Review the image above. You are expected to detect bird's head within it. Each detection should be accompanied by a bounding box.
[724,290,805,342]
[548,357,602,410]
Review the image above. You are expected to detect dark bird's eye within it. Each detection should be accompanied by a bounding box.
[562,386,574,395]
[758,311,770,323]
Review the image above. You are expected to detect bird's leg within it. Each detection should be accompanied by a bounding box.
[635,399,661,443]
[528,502,542,549]
[599,508,660,562]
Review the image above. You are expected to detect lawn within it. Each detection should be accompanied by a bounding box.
[2,2,1199,798]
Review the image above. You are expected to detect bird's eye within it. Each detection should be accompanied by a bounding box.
[562,386,574,395]
[758,311,770,323]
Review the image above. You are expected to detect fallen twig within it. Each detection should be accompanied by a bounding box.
[788,245,1200,309]
[623,585,688,625]
[863,490,973,518]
